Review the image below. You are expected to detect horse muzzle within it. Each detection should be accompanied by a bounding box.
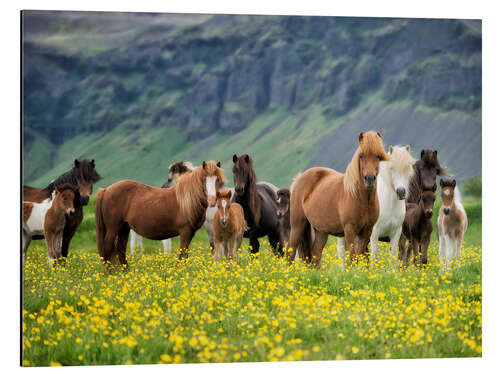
[66,209,75,217]
[443,207,450,215]
[396,187,406,200]
[234,186,244,196]
[208,195,216,207]
[80,195,90,206]
[364,175,376,189]
[425,210,433,219]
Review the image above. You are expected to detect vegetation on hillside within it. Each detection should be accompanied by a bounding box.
[22,12,481,188]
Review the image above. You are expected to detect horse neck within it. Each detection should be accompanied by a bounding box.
[355,178,378,206]
[242,177,261,222]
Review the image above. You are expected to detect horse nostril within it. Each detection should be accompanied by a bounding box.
[444,208,450,215]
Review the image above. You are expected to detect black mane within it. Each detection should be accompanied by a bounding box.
[46,159,101,193]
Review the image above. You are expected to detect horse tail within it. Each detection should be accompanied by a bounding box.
[289,172,313,262]
[94,188,107,259]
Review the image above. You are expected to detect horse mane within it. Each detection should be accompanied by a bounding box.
[421,150,450,177]
[243,155,260,226]
[407,150,451,203]
[176,161,225,226]
[344,131,388,197]
[389,146,415,175]
[48,159,101,193]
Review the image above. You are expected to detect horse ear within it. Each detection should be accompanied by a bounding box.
[244,154,250,163]
[405,145,410,152]
[440,179,445,187]
[432,183,437,192]
[74,159,80,168]
[217,161,221,168]
[227,189,232,200]
[358,132,364,144]
[389,146,393,154]
[434,150,438,156]
[202,161,207,170]
[451,179,456,188]
[377,132,382,138]
[55,185,61,193]
[420,150,425,159]
[91,159,95,167]
[232,154,238,163]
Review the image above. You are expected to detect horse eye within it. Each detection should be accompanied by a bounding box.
[359,154,364,160]
[377,155,382,161]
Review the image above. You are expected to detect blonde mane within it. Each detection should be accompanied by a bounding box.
[344,131,389,197]
[388,145,415,177]
[175,161,226,226]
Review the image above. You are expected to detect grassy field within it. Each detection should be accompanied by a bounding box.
[22,198,482,366]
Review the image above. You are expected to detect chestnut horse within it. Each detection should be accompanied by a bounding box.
[129,160,195,255]
[289,131,389,268]
[213,190,246,262]
[23,184,78,266]
[232,154,285,256]
[23,159,101,258]
[95,161,226,267]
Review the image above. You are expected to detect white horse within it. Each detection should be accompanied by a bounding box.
[129,161,194,256]
[438,179,467,273]
[337,145,414,268]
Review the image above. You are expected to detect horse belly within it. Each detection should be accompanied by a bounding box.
[303,181,343,235]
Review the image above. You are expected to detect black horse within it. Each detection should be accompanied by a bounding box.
[232,154,285,256]
[23,159,102,258]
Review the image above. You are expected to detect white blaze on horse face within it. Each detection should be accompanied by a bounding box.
[443,189,450,196]
[222,199,228,222]
[206,176,217,206]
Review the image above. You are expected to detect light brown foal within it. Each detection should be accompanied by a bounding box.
[213,190,246,262]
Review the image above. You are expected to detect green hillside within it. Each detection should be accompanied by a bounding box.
[22,12,481,189]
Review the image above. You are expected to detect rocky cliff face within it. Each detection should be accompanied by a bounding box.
[22,11,481,185]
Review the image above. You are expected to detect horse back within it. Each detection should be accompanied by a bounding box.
[23,185,51,203]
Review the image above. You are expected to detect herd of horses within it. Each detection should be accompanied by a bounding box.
[22,131,467,273]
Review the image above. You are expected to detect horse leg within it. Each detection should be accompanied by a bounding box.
[116,225,130,269]
[102,228,119,266]
[389,227,402,267]
[357,234,372,267]
[268,231,283,257]
[343,224,357,266]
[439,235,446,273]
[213,240,223,262]
[336,237,346,271]
[457,233,463,261]
[410,239,420,268]
[421,235,431,266]
[22,231,31,266]
[61,209,82,258]
[310,230,328,269]
[162,239,172,256]
[369,229,379,263]
[289,219,311,265]
[179,228,195,259]
[235,234,243,263]
[249,233,260,255]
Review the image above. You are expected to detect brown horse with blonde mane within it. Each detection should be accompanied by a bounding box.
[289,131,389,268]
[95,161,226,267]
